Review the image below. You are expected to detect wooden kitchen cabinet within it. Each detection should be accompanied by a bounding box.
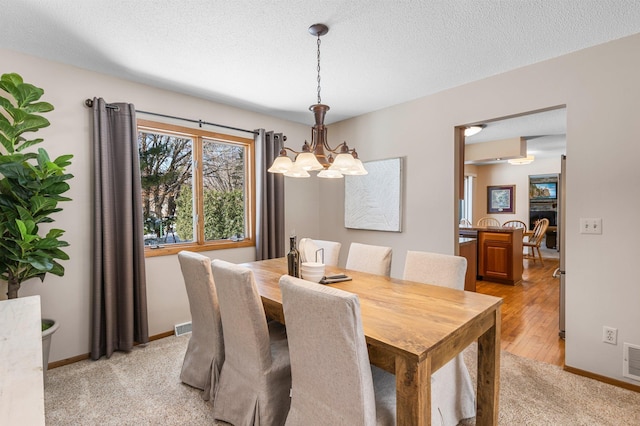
[477,228,523,285]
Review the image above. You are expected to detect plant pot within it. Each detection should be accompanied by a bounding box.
[42,318,59,385]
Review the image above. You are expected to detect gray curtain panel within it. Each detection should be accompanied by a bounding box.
[91,98,149,360]
[255,129,285,260]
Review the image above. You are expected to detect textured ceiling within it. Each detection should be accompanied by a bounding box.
[1,0,640,129]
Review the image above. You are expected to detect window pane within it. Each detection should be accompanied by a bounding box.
[202,139,246,241]
[138,130,194,246]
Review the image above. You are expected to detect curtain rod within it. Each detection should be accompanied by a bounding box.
[84,98,258,135]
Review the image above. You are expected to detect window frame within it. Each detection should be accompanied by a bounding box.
[137,119,256,257]
[461,173,475,225]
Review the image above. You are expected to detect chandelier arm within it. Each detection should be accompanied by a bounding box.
[324,146,345,154]
[281,146,302,155]
[322,141,353,154]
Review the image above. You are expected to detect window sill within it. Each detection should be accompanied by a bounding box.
[144,238,254,257]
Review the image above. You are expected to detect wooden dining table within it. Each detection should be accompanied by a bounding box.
[242,258,502,425]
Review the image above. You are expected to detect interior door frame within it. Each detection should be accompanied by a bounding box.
[453,105,567,363]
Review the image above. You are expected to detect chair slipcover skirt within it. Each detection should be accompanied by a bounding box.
[404,251,476,425]
[211,259,291,426]
[178,251,224,401]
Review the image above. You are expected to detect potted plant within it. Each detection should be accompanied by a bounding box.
[0,72,73,375]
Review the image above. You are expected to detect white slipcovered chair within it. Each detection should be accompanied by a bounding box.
[177,251,224,401]
[345,242,393,276]
[403,251,476,425]
[211,259,291,426]
[299,238,342,266]
[279,275,396,425]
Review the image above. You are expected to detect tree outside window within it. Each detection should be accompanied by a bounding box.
[137,120,254,256]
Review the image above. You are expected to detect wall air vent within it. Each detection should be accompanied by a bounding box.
[623,343,640,381]
[174,321,192,336]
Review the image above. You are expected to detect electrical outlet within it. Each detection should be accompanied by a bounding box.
[603,326,617,345]
[580,218,603,234]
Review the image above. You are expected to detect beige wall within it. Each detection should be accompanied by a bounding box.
[0,48,319,363]
[326,33,640,384]
[472,157,562,226]
[3,31,640,385]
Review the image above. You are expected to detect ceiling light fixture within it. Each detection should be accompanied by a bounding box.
[268,23,367,179]
[508,155,535,165]
[464,125,485,137]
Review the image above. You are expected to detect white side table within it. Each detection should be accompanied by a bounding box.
[0,295,45,425]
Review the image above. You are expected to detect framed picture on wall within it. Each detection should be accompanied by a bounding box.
[487,185,515,213]
[344,157,403,232]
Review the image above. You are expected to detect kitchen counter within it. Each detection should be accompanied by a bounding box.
[459,227,523,285]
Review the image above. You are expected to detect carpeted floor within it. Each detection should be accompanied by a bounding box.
[44,335,640,425]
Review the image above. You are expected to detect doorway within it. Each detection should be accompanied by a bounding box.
[455,106,566,365]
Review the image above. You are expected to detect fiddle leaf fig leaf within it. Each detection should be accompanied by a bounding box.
[15,83,45,107]
[0,73,23,101]
[0,72,23,87]
[15,219,37,243]
[0,95,13,110]
[16,138,44,152]
[54,154,73,168]
[46,228,65,239]
[48,261,65,277]
[23,101,54,114]
[50,248,70,261]
[28,256,53,272]
[15,114,50,135]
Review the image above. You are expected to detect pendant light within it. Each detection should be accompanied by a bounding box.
[268,23,367,178]
[508,155,535,165]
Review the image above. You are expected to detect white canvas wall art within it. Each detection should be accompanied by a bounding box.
[344,157,403,232]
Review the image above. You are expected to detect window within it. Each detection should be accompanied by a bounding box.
[460,174,474,224]
[137,119,255,256]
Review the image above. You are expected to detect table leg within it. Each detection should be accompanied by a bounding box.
[476,306,501,425]
[395,354,430,426]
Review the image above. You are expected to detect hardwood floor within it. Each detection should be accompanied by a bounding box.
[475,253,565,366]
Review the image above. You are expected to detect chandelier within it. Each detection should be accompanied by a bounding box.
[268,23,367,179]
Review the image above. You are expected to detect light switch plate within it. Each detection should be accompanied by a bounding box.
[580,218,602,234]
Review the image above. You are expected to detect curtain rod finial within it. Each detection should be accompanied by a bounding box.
[85,99,94,107]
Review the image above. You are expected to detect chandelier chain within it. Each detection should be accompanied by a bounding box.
[316,36,322,104]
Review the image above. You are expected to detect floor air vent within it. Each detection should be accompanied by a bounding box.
[623,343,640,381]
[174,321,192,336]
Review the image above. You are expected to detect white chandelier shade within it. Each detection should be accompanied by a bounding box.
[294,151,323,171]
[283,163,311,178]
[317,168,344,178]
[267,155,294,173]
